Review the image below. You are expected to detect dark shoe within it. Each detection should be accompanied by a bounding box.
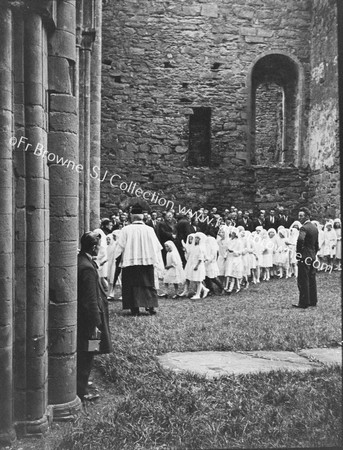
[147,307,156,315]
[158,293,168,298]
[83,393,100,402]
[131,307,140,316]
[292,304,308,309]
[309,304,317,307]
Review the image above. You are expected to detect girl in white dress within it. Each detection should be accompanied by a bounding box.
[312,221,325,269]
[217,225,230,283]
[286,222,300,277]
[188,233,209,299]
[322,221,337,268]
[260,230,273,281]
[333,218,341,270]
[267,228,279,278]
[239,228,250,289]
[224,228,243,293]
[179,233,195,297]
[163,241,186,298]
[205,234,224,294]
[277,227,290,278]
[106,233,117,298]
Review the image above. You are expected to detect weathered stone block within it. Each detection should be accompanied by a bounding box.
[201,4,218,17]
[257,28,274,38]
[49,112,78,134]
[49,301,77,328]
[183,5,201,16]
[48,56,72,95]
[49,29,76,61]
[56,1,76,35]
[48,354,76,405]
[50,94,77,114]
[245,35,265,43]
[48,326,76,355]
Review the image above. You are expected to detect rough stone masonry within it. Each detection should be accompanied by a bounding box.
[100,0,339,219]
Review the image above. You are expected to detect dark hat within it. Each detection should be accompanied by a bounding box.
[131,203,143,214]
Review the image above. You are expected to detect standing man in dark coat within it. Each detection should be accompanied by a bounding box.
[278,206,294,228]
[265,208,279,230]
[293,207,319,309]
[175,213,193,267]
[77,232,113,402]
[237,210,254,232]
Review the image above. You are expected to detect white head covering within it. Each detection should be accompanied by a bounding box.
[205,235,219,261]
[290,220,302,230]
[164,240,183,268]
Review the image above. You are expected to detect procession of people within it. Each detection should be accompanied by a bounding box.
[91,204,341,305]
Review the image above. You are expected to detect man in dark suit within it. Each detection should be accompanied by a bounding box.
[277,206,294,228]
[158,211,176,264]
[145,211,159,236]
[175,213,193,267]
[77,232,113,402]
[253,211,266,230]
[264,208,279,230]
[293,207,319,309]
[237,210,254,232]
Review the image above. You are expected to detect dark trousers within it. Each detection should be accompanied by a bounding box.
[77,351,94,400]
[205,276,224,293]
[112,256,122,286]
[297,260,317,307]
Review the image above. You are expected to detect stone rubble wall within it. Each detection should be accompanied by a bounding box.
[100,0,339,219]
[306,0,339,218]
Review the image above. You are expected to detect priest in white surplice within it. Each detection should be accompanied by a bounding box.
[113,204,164,316]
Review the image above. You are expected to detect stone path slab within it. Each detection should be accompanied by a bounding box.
[157,348,341,379]
[298,347,342,365]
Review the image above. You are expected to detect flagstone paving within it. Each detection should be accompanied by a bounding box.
[157,348,342,379]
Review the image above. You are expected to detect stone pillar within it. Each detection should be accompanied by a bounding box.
[0,5,16,444]
[79,31,94,234]
[78,0,96,235]
[48,0,81,419]
[13,4,28,433]
[21,9,49,435]
[89,0,102,230]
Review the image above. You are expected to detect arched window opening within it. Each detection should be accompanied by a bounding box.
[247,53,302,166]
[255,82,284,165]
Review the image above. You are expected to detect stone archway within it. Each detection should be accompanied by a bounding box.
[246,52,305,167]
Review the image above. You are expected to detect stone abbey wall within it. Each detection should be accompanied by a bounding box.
[306,0,340,218]
[100,0,339,218]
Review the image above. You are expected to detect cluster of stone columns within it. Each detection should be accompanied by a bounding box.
[0,0,102,443]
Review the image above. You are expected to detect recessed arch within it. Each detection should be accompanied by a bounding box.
[246,51,304,166]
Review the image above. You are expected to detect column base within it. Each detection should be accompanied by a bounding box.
[15,415,49,437]
[50,396,82,422]
[0,428,16,445]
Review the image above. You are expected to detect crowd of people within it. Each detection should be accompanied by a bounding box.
[94,204,341,300]
[77,203,340,403]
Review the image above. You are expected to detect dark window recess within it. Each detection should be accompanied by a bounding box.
[114,76,122,83]
[182,82,189,88]
[180,98,192,103]
[164,61,174,68]
[188,107,211,167]
[211,62,222,70]
[102,59,112,65]
[67,59,76,96]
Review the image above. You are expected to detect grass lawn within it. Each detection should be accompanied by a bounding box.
[12,272,342,449]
